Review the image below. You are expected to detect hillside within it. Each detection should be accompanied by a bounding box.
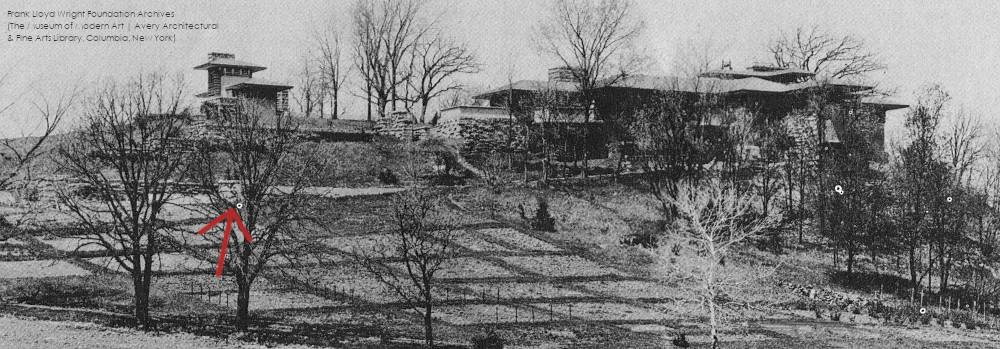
[0,179,995,348]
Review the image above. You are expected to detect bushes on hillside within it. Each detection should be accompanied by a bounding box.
[470,328,505,349]
[9,276,125,308]
[520,196,556,232]
[378,168,399,185]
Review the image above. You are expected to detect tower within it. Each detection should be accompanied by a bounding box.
[194,52,292,115]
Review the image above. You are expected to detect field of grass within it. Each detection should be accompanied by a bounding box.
[0,179,998,348]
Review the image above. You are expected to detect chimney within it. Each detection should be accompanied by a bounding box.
[548,66,581,83]
[208,52,235,61]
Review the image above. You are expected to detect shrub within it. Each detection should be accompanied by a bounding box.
[8,277,124,308]
[21,186,40,202]
[620,232,659,248]
[378,168,399,185]
[518,196,556,232]
[429,172,466,186]
[70,182,108,201]
[531,196,556,232]
[829,308,842,321]
[471,328,505,349]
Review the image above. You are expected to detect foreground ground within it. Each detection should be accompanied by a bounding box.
[0,182,998,348]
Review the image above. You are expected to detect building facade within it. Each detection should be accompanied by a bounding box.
[460,65,907,162]
[194,52,292,117]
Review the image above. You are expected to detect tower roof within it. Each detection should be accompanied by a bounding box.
[193,52,267,72]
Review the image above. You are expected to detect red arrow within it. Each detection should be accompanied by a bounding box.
[197,208,253,277]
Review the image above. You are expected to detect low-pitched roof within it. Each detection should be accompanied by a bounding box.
[223,77,292,91]
[700,67,814,80]
[194,58,267,72]
[476,74,876,99]
[473,80,577,99]
[859,96,908,111]
[610,75,873,94]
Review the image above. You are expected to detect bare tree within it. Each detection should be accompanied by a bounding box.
[671,35,731,78]
[315,26,350,119]
[891,84,950,291]
[528,81,578,180]
[768,25,885,80]
[436,83,485,109]
[632,89,716,216]
[191,97,327,330]
[355,188,457,348]
[657,178,778,349]
[944,111,987,185]
[407,32,479,122]
[536,0,646,175]
[58,73,189,328]
[0,82,78,240]
[293,54,324,118]
[934,111,987,290]
[350,0,430,119]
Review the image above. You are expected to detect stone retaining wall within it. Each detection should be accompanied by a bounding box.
[428,117,526,155]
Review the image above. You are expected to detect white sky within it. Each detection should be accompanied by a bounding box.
[1,0,999,143]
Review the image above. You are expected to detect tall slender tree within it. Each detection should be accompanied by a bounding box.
[350,0,430,119]
[315,27,350,119]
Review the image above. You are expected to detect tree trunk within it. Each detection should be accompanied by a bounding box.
[908,243,918,290]
[762,168,769,218]
[423,300,434,348]
[366,84,372,121]
[237,280,251,331]
[871,244,878,271]
[420,98,430,124]
[786,153,793,215]
[542,122,549,181]
[133,274,151,328]
[708,290,719,349]
[798,154,805,244]
[847,247,855,275]
[523,126,529,182]
[333,90,339,120]
[582,120,589,178]
[133,251,154,329]
[614,141,625,183]
[926,245,934,292]
[938,241,947,292]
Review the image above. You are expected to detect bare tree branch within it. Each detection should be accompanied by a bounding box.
[768,25,885,80]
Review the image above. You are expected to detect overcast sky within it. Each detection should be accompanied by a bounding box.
[1,0,999,143]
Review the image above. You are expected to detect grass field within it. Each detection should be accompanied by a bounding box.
[0,182,997,348]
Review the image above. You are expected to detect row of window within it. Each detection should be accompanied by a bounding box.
[220,67,252,76]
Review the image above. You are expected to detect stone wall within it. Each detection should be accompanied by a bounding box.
[428,117,525,155]
[374,114,431,141]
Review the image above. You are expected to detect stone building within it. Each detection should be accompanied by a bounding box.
[190,52,374,142]
[195,52,292,117]
[464,65,907,162]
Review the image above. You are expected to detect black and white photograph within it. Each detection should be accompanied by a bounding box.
[1,0,999,348]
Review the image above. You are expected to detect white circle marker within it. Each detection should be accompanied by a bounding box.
[946,197,953,203]
[834,185,844,195]
[919,308,927,314]
[236,203,244,209]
